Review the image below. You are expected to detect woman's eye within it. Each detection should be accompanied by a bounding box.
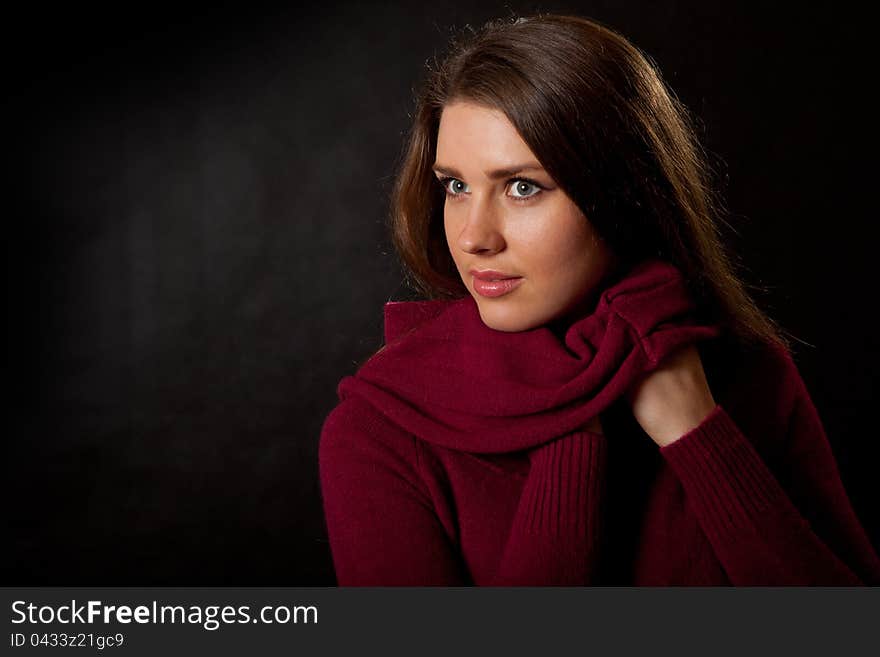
[438,177,468,196]
[449,179,468,195]
[509,180,540,199]
[437,176,543,202]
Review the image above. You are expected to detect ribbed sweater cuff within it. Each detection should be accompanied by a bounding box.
[659,405,795,541]
[520,431,607,537]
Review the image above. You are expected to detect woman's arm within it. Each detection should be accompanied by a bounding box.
[658,392,880,585]
[489,429,607,585]
[320,396,608,585]
[319,397,470,585]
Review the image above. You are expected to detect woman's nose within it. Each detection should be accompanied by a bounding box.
[456,199,505,255]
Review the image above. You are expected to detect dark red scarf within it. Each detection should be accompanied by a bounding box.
[337,258,722,454]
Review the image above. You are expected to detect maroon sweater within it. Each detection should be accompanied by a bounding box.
[319,261,880,585]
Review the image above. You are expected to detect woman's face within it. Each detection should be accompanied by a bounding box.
[435,101,617,333]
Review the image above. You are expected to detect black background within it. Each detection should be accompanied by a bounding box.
[6,1,878,584]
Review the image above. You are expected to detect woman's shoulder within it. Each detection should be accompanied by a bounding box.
[319,392,422,474]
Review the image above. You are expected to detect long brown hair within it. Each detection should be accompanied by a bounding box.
[388,12,794,354]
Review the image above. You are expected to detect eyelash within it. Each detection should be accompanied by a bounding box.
[435,176,545,203]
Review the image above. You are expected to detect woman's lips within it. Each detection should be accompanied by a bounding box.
[472,276,524,298]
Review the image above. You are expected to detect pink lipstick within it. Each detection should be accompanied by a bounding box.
[470,270,524,298]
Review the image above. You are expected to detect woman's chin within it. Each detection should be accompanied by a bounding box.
[473,298,545,333]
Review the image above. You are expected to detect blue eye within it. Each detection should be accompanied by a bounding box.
[435,176,545,203]
[509,180,540,199]
[443,178,468,196]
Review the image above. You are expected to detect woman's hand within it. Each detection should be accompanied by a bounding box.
[624,344,717,448]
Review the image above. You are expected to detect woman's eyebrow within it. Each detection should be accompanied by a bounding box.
[431,163,545,179]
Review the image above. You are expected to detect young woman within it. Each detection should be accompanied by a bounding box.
[319,13,880,585]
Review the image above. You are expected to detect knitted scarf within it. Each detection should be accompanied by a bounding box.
[337,258,722,454]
